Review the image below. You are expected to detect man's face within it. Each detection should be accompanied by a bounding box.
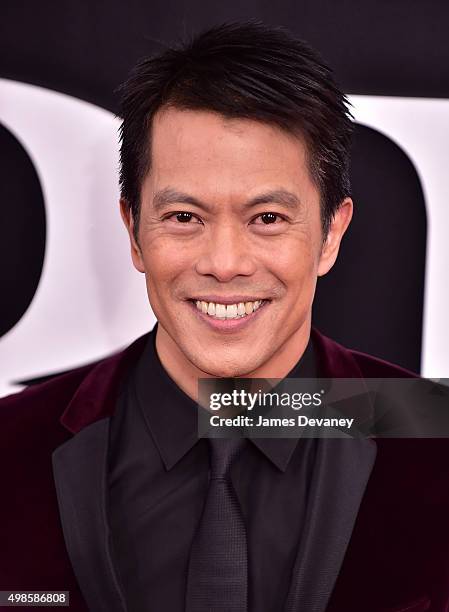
[122,108,351,378]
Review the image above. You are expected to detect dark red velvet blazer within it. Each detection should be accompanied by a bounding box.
[1,328,448,612]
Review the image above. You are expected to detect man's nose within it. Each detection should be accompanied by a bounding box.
[195,222,256,281]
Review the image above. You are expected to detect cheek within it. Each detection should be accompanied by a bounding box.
[141,238,194,287]
[265,236,320,289]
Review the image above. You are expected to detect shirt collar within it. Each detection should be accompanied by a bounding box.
[133,323,317,472]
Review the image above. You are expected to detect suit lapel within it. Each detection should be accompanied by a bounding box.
[285,436,376,612]
[52,417,127,612]
[50,332,150,611]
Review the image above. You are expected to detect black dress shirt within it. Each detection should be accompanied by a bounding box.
[108,323,319,612]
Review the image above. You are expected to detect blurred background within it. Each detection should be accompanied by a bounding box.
[1,0,449,396]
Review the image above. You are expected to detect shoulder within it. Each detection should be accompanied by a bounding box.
[347,347,418,378]
[0,358,104,417]
[311,329,449,456]
[0,359,106,456]
[0,331,149,449]
[0,331,151,418]
[325,338,449,472]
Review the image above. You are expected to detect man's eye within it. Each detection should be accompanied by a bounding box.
[166,212,202,224]
[174,212,193,223]
[253,212,284,225]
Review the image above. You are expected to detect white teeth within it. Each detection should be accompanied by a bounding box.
[226,304,238,318]
[194,299,265,319]
[244,301,253,315]
[215,303,226,318]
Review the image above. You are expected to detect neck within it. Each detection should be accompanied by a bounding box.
[154,319,312,403]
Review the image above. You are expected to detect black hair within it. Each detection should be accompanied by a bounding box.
[118,21,353,239]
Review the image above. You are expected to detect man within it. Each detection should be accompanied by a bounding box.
[1,21,448,612]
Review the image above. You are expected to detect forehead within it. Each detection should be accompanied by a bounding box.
[147,107,314,197]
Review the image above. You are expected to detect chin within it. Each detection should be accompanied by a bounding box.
[194,356,261,379]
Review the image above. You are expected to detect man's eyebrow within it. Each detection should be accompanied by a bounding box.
[245,189,301,210]
[152,188,208,212]
[152,187,301,212]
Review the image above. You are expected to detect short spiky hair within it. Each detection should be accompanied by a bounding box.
[118,21,353,239]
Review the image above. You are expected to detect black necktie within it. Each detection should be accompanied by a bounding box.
[185,437,248,612]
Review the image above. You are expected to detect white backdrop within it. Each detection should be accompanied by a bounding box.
[0,79,155,398]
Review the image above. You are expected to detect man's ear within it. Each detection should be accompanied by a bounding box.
[317,197,353,277]
[119,199,145,273]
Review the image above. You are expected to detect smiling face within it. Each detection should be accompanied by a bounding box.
[121,107,352,386]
